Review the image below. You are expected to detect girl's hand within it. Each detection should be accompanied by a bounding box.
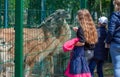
[75,42,85,46]
[73,27,78,32]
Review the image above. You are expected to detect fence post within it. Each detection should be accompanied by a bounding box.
[110,0,114,16]
[4,0,8,28]
[0,0,1,27]
[15,0,24,77]
[41,0,46,22]
[80,0,88,9]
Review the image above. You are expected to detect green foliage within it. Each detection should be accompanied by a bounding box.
[1,0,112,26]
[87,0,111,22]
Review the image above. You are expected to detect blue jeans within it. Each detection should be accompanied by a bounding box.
[89,59,104,77]
[110,42,120,77]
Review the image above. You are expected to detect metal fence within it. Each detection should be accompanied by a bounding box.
[0,4,72,77]
[0,0,112,77]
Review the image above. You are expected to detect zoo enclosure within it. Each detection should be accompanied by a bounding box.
[0,0,113,77]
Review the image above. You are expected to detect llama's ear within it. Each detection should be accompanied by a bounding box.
[38,21,45,28]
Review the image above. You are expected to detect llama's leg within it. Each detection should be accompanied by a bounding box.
[24,65,30,77]
[2,65,12,77]
[6,63,14,77]
[5,67,10,77]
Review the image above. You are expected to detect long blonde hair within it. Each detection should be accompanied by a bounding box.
[113,0,120,11]
[77,9,98,44]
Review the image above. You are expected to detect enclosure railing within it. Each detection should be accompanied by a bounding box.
[15,0,24,77]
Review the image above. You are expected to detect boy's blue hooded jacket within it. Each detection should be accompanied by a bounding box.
[106,11,120,44]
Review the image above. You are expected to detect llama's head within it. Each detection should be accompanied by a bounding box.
[40,9,70,37]
[54,9,70,20]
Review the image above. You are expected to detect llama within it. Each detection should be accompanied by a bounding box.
[0,9,71,77]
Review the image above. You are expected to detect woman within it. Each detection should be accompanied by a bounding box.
[105,0,120,77]
[64,9,97,77]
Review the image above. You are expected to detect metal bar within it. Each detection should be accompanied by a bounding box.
[80,0,87,9]
[0,0,1,27]
[4,0,8,28]
[15,0,24,77]
[85,0,88,8]
[41,0,46,22]
[110,0,114,16]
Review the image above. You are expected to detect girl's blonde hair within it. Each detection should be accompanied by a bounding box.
[113,0,120,11]
[77,9,98,44]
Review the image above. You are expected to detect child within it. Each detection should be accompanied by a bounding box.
[89,16,108,77]
[63,24,91,77]
[63,9,97,77]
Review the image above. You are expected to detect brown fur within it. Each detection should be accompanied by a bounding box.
[0,9,71,77]
[0,21,71,76]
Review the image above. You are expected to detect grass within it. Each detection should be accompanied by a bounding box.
[94,62,113,77]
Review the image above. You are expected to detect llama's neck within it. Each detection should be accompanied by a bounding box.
[63,20,71,38]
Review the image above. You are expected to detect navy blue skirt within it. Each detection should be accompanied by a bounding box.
[64,46,91,77]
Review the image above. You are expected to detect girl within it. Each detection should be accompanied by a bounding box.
[63,9,98,77]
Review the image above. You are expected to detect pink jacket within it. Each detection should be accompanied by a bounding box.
[63,38,79,52]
